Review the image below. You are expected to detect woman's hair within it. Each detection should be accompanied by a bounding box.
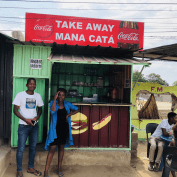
[57,88,67,95]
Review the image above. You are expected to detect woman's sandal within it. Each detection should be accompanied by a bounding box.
[55,169,64,177]
[58,171,64,177]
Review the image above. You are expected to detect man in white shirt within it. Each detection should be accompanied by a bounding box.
[13,78,44,177]
[148,112,177,172]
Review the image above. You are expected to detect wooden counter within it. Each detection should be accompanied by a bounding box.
[71,103,131,148]
[72,103,134,106]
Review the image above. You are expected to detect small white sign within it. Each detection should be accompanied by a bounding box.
[30,59,42,69]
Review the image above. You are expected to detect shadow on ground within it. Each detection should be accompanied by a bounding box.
[3,141,174,177]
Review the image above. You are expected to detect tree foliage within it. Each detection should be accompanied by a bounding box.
[133,71,169,86]
[133,70,147,82]
[172,81,177,86]
[147,73,169,86]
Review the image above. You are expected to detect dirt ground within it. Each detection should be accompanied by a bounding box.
[3,141,174,177]
[131,141,162,177]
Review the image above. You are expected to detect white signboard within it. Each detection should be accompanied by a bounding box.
[30,59,42,69]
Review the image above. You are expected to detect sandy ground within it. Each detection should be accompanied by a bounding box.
[4,164,140,177]
[136,100,171,110]
[4,141,174,177]
[131,141,162,177]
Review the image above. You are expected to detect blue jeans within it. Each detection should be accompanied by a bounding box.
[16,123,38,172]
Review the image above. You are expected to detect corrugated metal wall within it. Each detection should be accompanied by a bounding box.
[11,45,52,147]
[72,106,130,148]
[0,34,13,139]
[13,45,52,78]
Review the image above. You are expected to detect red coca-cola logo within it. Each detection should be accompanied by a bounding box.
[34,19,54,38]
[118,28,139,44]
[118,32,139,41]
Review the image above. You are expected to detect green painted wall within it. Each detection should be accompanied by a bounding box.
[132,119,162,140]
[11,45,52,147]
[11,77,45,147]
[13,45,52,78]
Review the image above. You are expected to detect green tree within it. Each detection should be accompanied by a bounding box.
[147,73,169,86]
[133,70,147,82]
[172,81,177,86]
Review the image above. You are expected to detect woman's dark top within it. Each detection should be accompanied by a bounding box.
[50,107,69,146]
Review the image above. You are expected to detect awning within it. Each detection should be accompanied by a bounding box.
[133,43,177,61]
[47,54,150,66]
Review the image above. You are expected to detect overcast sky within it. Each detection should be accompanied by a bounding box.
[0,0,177,85]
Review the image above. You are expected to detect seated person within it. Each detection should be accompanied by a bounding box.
[169,121,177,177]
[170,122,177,147]
[148,112,177,172]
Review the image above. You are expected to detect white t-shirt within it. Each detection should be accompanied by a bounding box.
[151,119,174,139]
[12,91,44,125]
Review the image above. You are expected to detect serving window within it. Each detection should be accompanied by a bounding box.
[51,62,131,104]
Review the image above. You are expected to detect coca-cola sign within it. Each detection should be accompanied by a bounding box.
[34,19,54,38]
[25,13,144,49]
[34,24,53,32]
[118,32,139,42]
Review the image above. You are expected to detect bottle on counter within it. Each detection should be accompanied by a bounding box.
[107,90,111,103]
[111,88,117,102]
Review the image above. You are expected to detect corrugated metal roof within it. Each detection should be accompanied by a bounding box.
[7,39,139,51]
[48,54,150,65]
[5,36,145,58]
[3,32,149,62]
[0,32,15,41]
[133,43,177,61]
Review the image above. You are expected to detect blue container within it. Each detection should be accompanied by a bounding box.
[131,125,135,133]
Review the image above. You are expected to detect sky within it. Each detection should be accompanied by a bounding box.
[0,0,177,85]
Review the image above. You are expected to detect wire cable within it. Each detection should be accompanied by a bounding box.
[1,30,177,39]
[145,31,177,32]
[2,16,177,24]
[0,20,24,23]
[2,20,177,30]
[1,7,177,11]
[1,0,177,5]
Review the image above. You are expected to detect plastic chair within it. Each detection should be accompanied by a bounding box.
[162,146,177,177]
[146,123,159,158]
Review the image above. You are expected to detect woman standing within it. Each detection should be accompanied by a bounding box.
[44,88,78,177]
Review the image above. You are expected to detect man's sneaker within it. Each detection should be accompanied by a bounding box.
[154,163,160,172]
[148,162,154,171]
